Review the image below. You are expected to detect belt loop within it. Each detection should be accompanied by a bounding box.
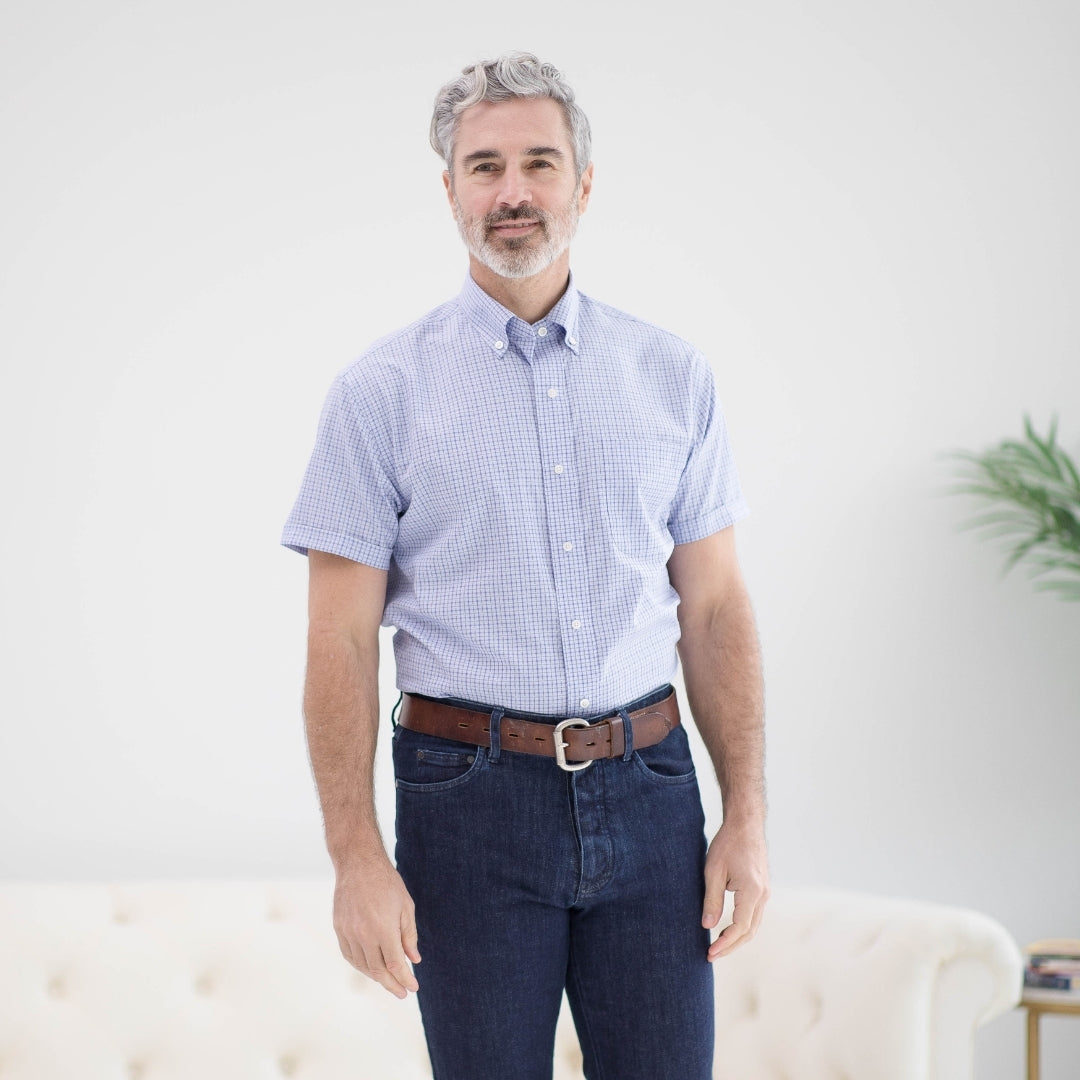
[488,707,504,763]
[619,707,634,762]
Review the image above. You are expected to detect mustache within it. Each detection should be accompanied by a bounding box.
[486,206,548,226]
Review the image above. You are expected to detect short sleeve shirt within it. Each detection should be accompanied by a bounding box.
[282,273,748,715]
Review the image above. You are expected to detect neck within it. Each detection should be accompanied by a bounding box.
[468,253,571,324]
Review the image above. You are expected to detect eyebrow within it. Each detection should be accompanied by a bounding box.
[460,146,566,165]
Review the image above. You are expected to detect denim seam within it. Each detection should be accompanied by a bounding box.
[567,953,608,1080]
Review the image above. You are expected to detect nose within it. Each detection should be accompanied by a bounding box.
[496,166,532,208]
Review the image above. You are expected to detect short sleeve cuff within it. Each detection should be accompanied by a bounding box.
[280,526,392,570]
[668,499,750,546]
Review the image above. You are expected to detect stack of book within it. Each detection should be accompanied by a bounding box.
[1024,938,1080,999]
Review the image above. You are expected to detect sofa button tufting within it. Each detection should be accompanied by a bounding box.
[854,929,882,955]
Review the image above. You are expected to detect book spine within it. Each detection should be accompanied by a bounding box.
[1029,960,1080,975]
[1025,971,1079,991]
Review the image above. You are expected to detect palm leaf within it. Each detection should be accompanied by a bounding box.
[948,415,1080,602]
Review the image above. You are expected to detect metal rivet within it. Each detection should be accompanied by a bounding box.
[467,756,475,764]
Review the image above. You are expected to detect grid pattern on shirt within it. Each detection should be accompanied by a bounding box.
[282,274,748,715]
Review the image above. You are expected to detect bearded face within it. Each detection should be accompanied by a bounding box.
[452,193,581,280]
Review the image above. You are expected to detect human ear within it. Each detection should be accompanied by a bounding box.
[577,162,594,214]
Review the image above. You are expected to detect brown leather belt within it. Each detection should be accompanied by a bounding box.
[398,691,680,772]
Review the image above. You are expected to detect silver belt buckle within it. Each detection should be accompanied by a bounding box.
[553,717,592,772]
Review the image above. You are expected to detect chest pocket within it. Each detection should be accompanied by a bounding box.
[600,428,688,532]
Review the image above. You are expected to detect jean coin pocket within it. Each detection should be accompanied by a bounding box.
[392,726,485,793]
[632,725,697,785]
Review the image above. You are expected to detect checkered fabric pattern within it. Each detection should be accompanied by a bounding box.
[282,273,748,715]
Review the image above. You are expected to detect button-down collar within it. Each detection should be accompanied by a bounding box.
[458,272,582,357]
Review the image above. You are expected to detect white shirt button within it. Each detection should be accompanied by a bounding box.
[537,326,548,337]
[571,619,582,630]
[567,335,578,346]
[554,464,564,474]
[563,542,573,552]
[579,698,590,710]
[547,387,558,399]
[494,341,505,350]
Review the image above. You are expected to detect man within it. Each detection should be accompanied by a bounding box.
[282,52,768,1080]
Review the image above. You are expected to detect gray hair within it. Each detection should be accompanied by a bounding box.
[430,52,592,180]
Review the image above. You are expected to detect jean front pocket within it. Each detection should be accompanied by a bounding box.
[632,725,697,785]
[392,726,487,793]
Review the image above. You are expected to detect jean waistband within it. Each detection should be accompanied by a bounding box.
[405,684,675,726]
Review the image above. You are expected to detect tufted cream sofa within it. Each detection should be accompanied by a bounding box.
[0,881,1022,1079]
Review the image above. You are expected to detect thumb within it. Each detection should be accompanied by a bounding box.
[702,880,728,930]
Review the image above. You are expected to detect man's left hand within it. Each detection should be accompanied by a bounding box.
[701,820,769,961]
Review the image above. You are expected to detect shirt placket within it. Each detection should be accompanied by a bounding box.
[528,325,598,716]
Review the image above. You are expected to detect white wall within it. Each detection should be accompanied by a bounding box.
[3,1,1078,1076]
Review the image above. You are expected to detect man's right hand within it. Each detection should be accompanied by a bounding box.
[333,856,421,998]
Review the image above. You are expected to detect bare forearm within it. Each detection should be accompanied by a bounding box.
[667,529,769,955]
[303,627,385,869]
[678,583,765,825]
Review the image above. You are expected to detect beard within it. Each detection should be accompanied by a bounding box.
[452,194,580,280]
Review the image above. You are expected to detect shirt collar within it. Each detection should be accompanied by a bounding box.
[458,271,582,356]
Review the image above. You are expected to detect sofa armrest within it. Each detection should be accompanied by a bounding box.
[710,889,1023,1080]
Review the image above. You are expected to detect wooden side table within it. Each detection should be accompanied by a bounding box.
[1021,990,1080,1080]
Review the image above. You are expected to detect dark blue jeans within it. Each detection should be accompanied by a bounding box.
[392,685,714,1080]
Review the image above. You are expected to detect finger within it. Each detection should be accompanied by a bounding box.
[381,944,420,996]
[708,888,765,960]
[708,921,748,960]
[401,901,422,965]
[335,930,356,968]
[748,887,769,938]
[359,941,413,999]
[701,874,728,930]
[708,896,751,959]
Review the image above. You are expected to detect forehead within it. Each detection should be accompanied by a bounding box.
[454,97,571,159]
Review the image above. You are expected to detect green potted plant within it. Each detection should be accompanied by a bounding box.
[950,417,1080,602]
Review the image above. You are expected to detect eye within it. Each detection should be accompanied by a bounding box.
[474,162,499,173]
[529,160,554,168]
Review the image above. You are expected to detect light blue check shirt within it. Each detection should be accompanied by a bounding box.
[282,273,748,715]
